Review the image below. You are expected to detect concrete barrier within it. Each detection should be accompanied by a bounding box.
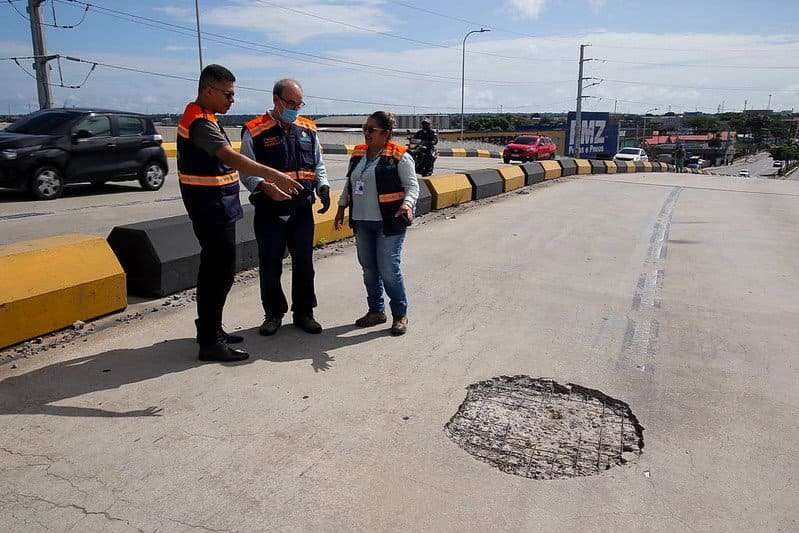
[633,161,646,173]
[617,161,636,173]
[437,148,454,157]
[465,169,504,200]
[604,161,618,173]
[0,235,127,348]
[465,148,479,157]
[643,162,654,172]
[422,174,473,209]
[450,148,467,158]
[521,161,546,185]
[476,149,492,158]
[574,159,592,175]
[321,144,350,155]
[539,160,563,180]
[497,166,525,192]
[415,179,433,217]
[108,209,258,297]
[558,158,578,177]
[314,191,353,247]
[589,160,606,174]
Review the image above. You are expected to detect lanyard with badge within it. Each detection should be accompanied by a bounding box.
[353,149,382,197]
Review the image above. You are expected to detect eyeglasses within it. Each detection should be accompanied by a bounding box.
[210,86,235,100]
[362,126,386,134]
[277,94,306,110]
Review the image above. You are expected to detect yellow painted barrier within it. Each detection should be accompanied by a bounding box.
[539,160,562,180]
[313,192,353,247]
[0,235,127,348]
[422,173,473,209]
[345,145,356,155]
[498,166,525,192]
[574,159,592,175]
[643,161,653,172]
[617,160,636,173]
[476,149,491,158]
[604,161,618,173]
[450,148,467,158]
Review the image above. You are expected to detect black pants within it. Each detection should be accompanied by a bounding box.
[192,221,237,345]
[254,202,316,318]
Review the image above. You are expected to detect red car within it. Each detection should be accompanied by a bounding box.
[503,136,557,163]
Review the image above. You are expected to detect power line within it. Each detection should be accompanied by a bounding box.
[5,0,88,28]
[51,0,571,87]
[600,58,799,70]
[601,78,799,93]
[595,43,799,53]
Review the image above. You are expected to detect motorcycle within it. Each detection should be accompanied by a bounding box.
[407,138,437,177]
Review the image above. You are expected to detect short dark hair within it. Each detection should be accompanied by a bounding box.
[199,64,235,91]
[273,78,302,98]
[369,111,396,136]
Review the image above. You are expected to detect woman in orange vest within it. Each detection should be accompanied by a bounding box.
[334,111,419,335]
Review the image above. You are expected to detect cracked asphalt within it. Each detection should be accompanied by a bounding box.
[1,172,798,532]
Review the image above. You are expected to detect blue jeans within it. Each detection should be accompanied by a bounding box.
[354,221,408,317]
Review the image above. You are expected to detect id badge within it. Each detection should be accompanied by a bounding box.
[354,180,365,196]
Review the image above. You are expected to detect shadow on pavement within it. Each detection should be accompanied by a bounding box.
[0,183,143,204]
[0,324,387,418]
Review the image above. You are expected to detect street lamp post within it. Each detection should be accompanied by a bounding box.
[461,28,490,140]
[642,107,658,145]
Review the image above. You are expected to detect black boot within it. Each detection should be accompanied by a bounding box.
[198,342,250,362]
[293,313,322,334]
[196,319,244,344]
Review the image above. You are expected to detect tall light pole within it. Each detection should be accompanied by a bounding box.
[642,107,658,145]
[194,0,204,74]
[461,28,490,140]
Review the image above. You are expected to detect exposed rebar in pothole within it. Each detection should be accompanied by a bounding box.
[444,376,644,480]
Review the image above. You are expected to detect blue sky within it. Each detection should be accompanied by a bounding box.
[2,0,798,115]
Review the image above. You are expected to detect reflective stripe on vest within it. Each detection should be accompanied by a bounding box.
[378,191,405,203]
[178,171,239,187]
[288,169,317,182]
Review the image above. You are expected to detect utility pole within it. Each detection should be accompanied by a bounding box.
[744,99,747,112]
[27,0,53,110]
[768,94,772,110]
[573,44,599,158]
[194,0,204,74]
[460,28,490,140]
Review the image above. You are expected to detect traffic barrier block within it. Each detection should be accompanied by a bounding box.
[574,159,592,174]
[476,149,492,158]
[558,158,578,177]
[345,145,356,155]
[314,191,353,247]
[498,166,525,192]
[450,148,467,158]
[422,174,472,209]
[415,179,432,217]
[633,161,646,173]
[539,160,562,180]
[465,168,504,200]
[108,208,260,297]
[465,148,479,157]
[438,148,454,157]
[0,234,127,348]
[521,161,546,185]
[604,161,618,173]
[643,162,654,172]
[589,160,606,174]
[321,144,349,155]
[617,161,636,173]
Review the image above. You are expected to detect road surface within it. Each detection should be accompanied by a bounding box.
[0,155,505,244]
[709,151,779,177]
[1,171,797,532]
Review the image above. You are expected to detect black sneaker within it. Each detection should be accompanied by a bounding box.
[198,342,250,362]
[259,315,283,336]
[293,313,322,334]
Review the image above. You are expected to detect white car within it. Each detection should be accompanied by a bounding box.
[738,169,750,177]
[773,160,783,168]
[613,148,649,162]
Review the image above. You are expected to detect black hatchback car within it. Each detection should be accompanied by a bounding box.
[0,108,168,200]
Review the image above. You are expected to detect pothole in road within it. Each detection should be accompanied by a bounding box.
[444,376,644,480]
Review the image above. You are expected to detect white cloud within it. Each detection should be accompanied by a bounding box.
[506,0,548,19]
[587,0,606,11]
[202,0,390,44]
[153,6,192,18]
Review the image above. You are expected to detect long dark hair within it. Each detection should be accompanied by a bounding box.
[369,111,396,139]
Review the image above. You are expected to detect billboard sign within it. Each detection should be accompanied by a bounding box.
[566,112,619,158]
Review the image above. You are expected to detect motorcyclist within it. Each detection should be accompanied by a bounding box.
[413,118,438,148]
[411,118,438,175]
